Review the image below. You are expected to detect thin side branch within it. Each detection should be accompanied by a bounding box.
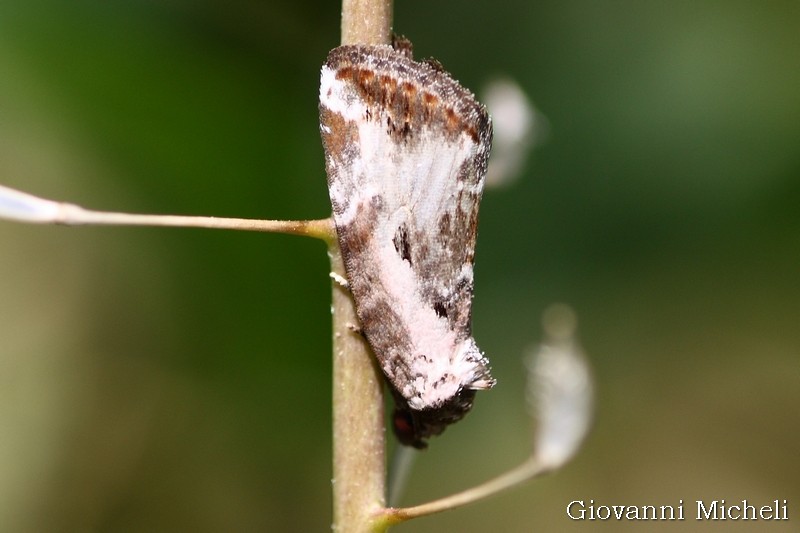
[0,184,333,241]
[378,457,548,526]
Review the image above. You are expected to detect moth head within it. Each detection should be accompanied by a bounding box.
[391,388,477,449]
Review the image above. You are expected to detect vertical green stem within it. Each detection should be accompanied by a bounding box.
[331,2,393,530]
[330,241,387,532]
[341,0,394,46]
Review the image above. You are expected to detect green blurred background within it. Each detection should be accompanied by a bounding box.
[1,1,798,531]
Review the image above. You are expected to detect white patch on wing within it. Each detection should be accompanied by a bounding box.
[320,44,494,443]
[322,65,487,406]
[343,116,481,409]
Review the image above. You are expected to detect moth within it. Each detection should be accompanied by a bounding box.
[319,42,495,448]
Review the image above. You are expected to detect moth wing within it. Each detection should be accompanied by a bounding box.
[320,45,492,410]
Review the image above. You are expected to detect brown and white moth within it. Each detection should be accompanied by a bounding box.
[319,42,494,448]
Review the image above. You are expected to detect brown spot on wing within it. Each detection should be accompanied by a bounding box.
[324,46,491,147]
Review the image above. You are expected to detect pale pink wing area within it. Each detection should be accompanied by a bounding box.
[319,44,493,446]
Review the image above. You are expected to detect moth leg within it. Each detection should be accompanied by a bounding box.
[347,323,364,336]
[329,272,350,290]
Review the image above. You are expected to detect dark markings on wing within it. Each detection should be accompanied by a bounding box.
[320,43,493,447]
[393,223,412,263]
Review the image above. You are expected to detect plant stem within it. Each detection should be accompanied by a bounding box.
[331,1,394,531]
[330,242,387,532]
[341,0,394,46]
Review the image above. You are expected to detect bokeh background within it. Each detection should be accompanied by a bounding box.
[1,1,798,531]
